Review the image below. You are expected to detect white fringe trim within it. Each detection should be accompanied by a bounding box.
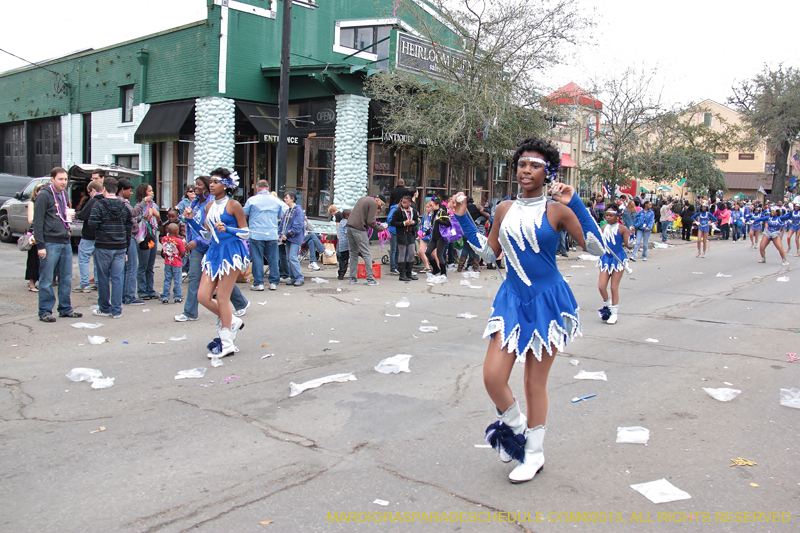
[483,309,582,363]
[596,258,628,274]
[202,253,250,281]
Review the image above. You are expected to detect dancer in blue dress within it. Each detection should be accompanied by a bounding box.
[596,204,631,325]
[753,205,791,265]
[186,168,251,358]
[691,203,717,258]
[785,203,800,256]
[451,137,606,484]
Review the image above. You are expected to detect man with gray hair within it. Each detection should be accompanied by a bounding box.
[346,195,388,286]
[244,180,287,291]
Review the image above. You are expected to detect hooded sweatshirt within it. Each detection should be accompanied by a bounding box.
[88,197,133,250]
[32,185,72,249]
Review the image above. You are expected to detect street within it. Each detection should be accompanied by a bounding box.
[0,238,798,532]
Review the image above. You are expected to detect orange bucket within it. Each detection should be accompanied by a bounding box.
[357,263,382,279]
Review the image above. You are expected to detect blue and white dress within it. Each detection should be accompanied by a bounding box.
[455,195,606,362]
[691,211,717,233]
[189,198,250,280]
[753,213,792,239]
[597,223,628,273]
[790,209,800,232]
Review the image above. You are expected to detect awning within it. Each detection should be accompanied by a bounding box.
[134,100,195,144]
[235,101,302,143]
[560,153,577,168]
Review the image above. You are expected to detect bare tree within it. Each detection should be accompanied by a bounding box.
[365,0,593,166]
[730,64,800,202]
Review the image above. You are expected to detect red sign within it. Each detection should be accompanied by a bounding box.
[373,162,391,174]
[618,179,637,197]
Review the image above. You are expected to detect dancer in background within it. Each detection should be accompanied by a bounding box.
[785,203,800,256]
[451,137,606,484]
[691,203,717,258]
[597,205,631,325]
[753,205,791,265]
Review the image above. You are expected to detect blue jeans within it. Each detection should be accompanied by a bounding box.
[389,233,398,271]
[123,238,138,303]
[285,242,304,282]
[77,238,97,288]
[557,231,568,254]
[183,247,248,319]
[250,239,280,285]
[38,242,74,317]
[161,264,183,299]
[95,247,125,316]
[634,229,651,258]
[137,246,158,298]
[303,233,325,261]
[279,244,290,279]
[661,221,669,242]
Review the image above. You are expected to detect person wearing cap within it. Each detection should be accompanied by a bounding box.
[691,203,717,258]
[346,195,388,286]
[752,205,791,265]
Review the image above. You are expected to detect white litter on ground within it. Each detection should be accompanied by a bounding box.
[210,357,223,368]
[457,312,478,319]
[703,387,741,401]
[652,242,669,249]
[289,372,356,397]
[87,336,107,345]
[329,340,340,343]
[90,377,115,389]
[419,326,439,333]
[169,335,188,341]
[777,276,790,282]
[645,338,659,343]
[395,297,410,308]
[574,370,607,381]
[617,426,650,444]
[373,499,389,506]
[375,354,413,374]
[426,273,448,284]
[631,479,691,504]
[570,265,586,268]
[716,272,732,278]
[66,368,114,389]
[779,388,800,409]
[569,359,580,366]
[261,354,275,359]
[71,322,103,329]
[312,277,329,284]
[258,300,268,305]
[385,313,401,317]
[692,272,703,275]
[175,368,207,380]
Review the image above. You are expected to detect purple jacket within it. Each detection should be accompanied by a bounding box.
[280,205,306,245]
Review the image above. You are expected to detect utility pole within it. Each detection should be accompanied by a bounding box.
[276,0,292,196]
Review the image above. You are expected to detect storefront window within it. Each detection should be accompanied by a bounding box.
[369,144,395,216]
[286,144,305,207]
[306,137,334,218]
[427,160,446,189]
[449,164,467,195]
[400,148,421,192]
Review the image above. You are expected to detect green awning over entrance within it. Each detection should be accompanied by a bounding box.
[134,100,195,144]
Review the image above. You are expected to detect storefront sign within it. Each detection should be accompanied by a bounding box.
[316,108,336,124]
[374,162,391,173]
[263,135,299,144]
[396,32,466,80]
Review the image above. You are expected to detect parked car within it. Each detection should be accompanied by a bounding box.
[0,173,33,206]
[0,164,142,244]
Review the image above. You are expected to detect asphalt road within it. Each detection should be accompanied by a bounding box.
[0,237,798,532]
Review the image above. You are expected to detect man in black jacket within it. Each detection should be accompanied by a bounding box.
[87,178,132,318]
[33,167,83,322]
[74,180,103,292]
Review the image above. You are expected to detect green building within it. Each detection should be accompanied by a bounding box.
[0,0,516,231]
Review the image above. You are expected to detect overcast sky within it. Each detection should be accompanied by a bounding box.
[0,0,795,109]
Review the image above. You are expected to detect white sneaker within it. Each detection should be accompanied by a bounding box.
[250,284,264,291]
[174,313,198,322]
[233,301,250,317]
[92,309,112,317]
[323,249,335,258]
[309,261,321,271]
[268,283,277,290]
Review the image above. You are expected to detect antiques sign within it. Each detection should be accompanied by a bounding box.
[395,32,466,80]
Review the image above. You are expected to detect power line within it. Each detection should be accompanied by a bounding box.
[0,46,62,76]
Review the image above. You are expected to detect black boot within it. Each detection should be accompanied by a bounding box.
[398,262,411,281]
[406,261,418,280]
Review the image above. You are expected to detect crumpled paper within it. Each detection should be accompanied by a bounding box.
[395,297,410,308]
[70,322,103,329]
[779,388,800,409]
[617,426,650,444]
[375,354,412,374]
[289,372,356,397]
[87,336,108,345]
[777,276,790,283]
[90,377,115,389]
[630,479,691,504]
[703,387,741,402]
[574,370,607,381]
[66,368,114,389]
[419,326,438,333]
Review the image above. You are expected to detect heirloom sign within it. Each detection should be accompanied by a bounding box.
[396,32,466,80]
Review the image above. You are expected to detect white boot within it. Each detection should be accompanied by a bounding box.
[606,305,618,325]
[493,400,527,463]
[207,327,238,359]
[508,425,546,484]
[217,316,244,338]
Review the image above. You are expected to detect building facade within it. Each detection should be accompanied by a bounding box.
[1,0,527,233]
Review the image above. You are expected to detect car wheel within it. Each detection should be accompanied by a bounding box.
[0,214,14,243]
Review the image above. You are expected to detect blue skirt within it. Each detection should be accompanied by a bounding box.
[597,252,628,273]
[202,237,250,281]
[484,280,581,362]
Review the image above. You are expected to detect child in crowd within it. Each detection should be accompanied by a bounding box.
[160,223,186,303]
[160,208,186,242]
[336,209,351,280]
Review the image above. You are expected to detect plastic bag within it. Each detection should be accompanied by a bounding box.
[395,297,410,308]
[779,388,800,409]
[419,326,438,333]
[630,479,691,504]
[703,387,741,402]
[66,368,104,382]
[87,336,108,345]
[70,322,103,329]
[289,372,356,397]
[90,377,115,389]
[574,370,607,381]
[175,368,207,380]
[375,354,413,374]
